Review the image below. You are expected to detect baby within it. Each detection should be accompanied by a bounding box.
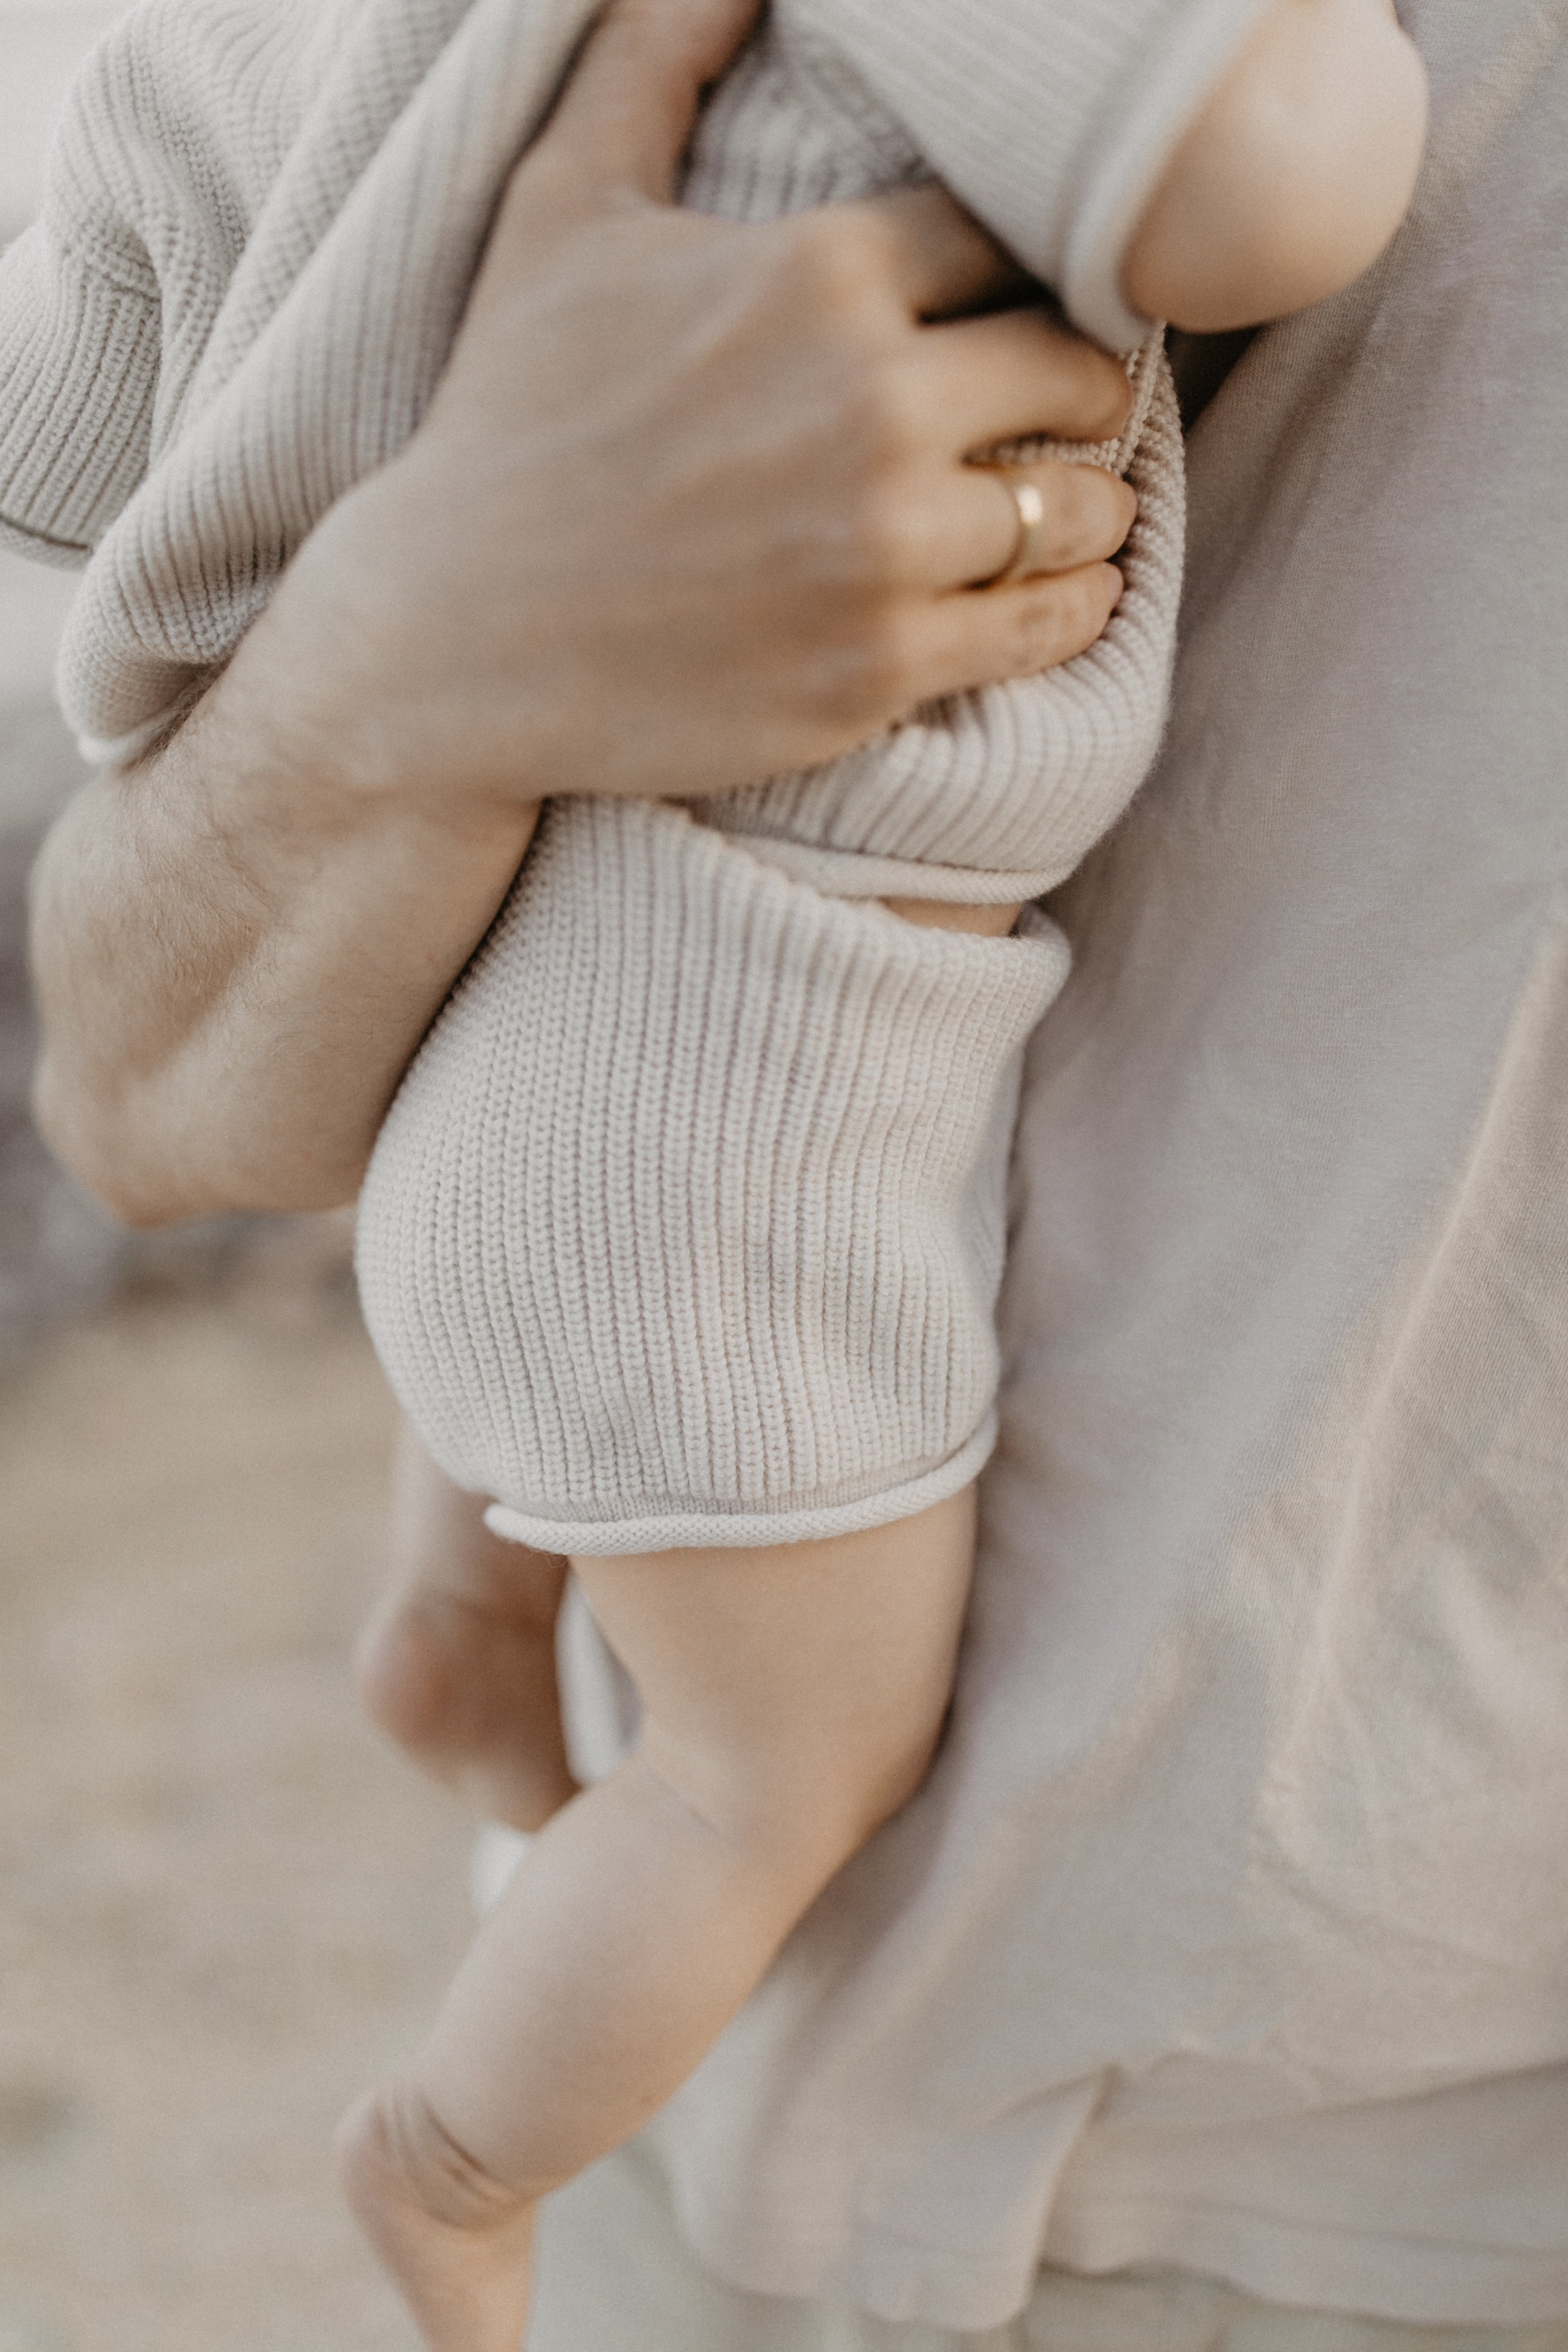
[345,7,1424,2344]
[0,1,1425,2344]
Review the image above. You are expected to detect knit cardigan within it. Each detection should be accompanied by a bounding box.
[0,0,1267,1551]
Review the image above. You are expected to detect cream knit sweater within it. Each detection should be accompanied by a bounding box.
[0,0,1263,1551]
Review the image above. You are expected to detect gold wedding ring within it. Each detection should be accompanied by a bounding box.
[976,468,1048,589]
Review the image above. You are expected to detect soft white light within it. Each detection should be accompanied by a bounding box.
[0,4,129,238]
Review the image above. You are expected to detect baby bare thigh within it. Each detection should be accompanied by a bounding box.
[570,1489,977,1862]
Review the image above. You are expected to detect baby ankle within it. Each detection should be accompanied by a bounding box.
[337,2079,524,2237]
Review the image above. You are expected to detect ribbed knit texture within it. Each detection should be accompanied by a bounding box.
[0,0,1250,1548]
[790,0,1278,350]
[357,801,1068,1549]
[708,330,1184,903]
[0,0,1258,769]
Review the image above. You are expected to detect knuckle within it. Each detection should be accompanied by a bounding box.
[1113,473,1140,536]
[1086,358,1135,438]
[1055,462,1131,560]
[775,206,887,319]
[815,597,922,727]
[1005,570,1111,674]
[998,601,1049,677]
[1057,475,1105,563]
[865,601,927,709]
[841,358,935,476]
[850,471,933,584]
[1031,312,1134,439]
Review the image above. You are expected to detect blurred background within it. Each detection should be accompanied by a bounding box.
[1,9,471,2346]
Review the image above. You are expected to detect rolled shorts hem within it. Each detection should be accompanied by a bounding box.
[482,1415,997,1556]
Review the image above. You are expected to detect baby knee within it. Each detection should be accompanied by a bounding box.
[827,1705,948,1856]
[352,1596,463,1751]
[674,1702,949,1895]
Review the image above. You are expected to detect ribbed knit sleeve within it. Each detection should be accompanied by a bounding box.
[357,802,1068,1555]
[0,0,329,570]
[52,0,607,762]
[780,0,1277,350]
[0,220,158,567]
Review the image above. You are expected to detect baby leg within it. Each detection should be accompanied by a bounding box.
[356,888,1017,1842]
[355,1416,579,1831]
[338,1485,975,2352]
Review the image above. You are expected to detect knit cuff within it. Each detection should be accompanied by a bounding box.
[357,800,1068,1556]
[54,0,613,761]
[707,342,1184,904]
[0,222,158,563]
[783,0,1276,350]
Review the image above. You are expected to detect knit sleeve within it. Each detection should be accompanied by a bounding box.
[0,0,337,574]
[0,217,159,567]
[0,1,183,569]
[780,0,1276,350]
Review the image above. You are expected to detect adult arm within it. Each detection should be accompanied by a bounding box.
[29,0,1134,1227]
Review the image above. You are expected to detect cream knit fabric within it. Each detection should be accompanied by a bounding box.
[708,332,1182,904]
[0,0,1258,1549]
[683,28,1186,907]
[360,801,1069,1552]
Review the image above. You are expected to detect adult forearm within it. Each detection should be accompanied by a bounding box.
[31,628,537,1224]
[28,0,1137,1230]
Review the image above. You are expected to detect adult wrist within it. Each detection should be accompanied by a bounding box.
[233,477,551,840]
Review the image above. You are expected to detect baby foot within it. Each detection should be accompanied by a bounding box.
[337,2082,538,2352]
[355,1588,579,1833]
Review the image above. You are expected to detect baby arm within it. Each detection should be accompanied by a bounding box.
[1123,0,1428,330]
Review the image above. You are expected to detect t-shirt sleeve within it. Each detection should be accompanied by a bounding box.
[784,0,1277,349]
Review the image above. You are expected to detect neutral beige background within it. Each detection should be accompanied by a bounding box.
[1,24,477,2346]
[0,4,125,242]
[0,1245,480,2352]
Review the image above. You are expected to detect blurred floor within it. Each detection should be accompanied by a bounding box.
[0,550,282,1361]
[0,4,128,245]
[0,35,507,2340]
[0,549,133,1358]
[0,42,483,2344]
[0,1254,473,2351]
[1,21,179,1359]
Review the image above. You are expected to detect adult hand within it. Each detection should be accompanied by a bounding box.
[286,0,1136,811]
[32,0,1135,1224]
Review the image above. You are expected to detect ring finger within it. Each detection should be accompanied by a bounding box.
[931,457,1138,592]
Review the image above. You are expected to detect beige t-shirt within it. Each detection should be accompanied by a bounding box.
[564,0,1568,2327]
